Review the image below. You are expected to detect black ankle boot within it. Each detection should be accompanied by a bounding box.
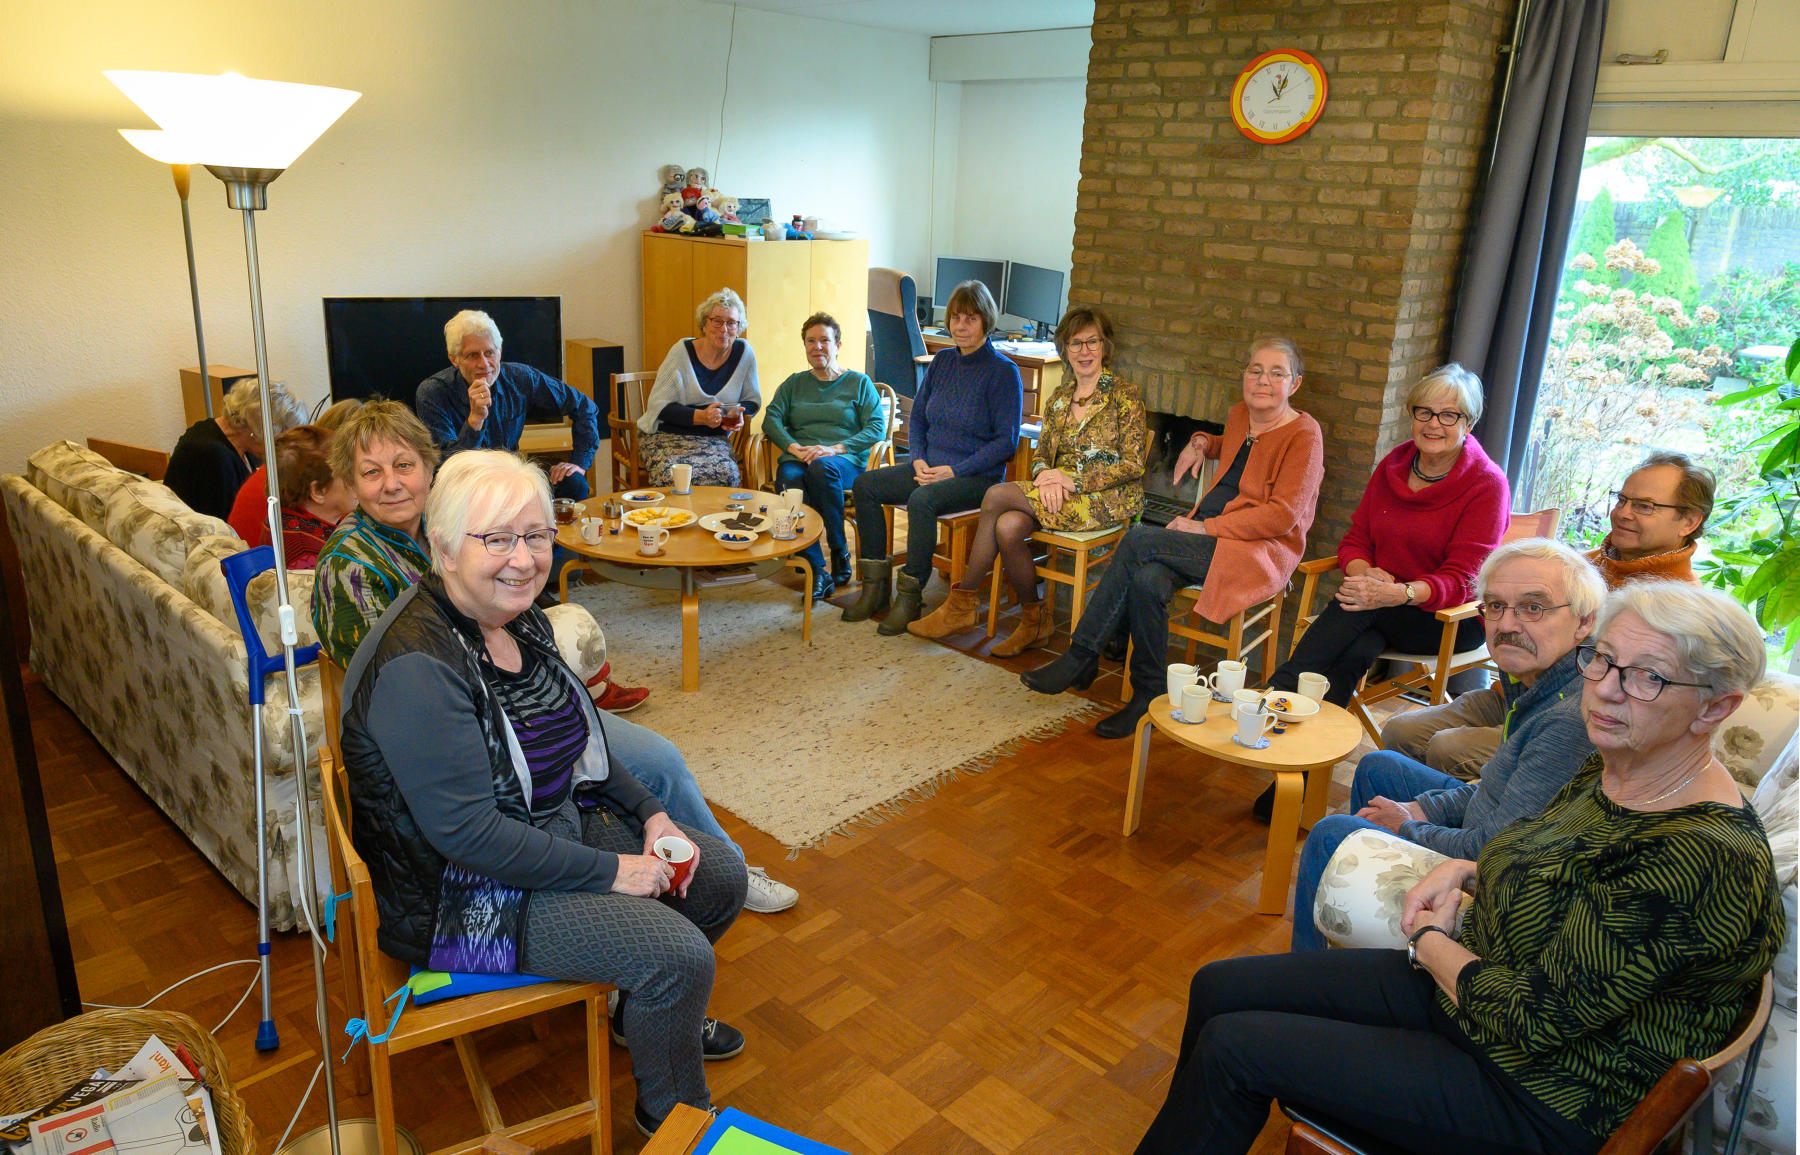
[1020,646,1099,694]
[830,549,853,588]
[810,569,835,601]
[1252,781,1276,822]
[1095,692,1155,739]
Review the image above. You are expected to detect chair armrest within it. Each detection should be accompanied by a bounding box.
[1313,828,1448,949]
[1436,600,1481,623]
[865,439,893,471]
[1297,557,1342,575]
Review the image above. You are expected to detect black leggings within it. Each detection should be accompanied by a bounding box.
[1269,600,1485,706]
[1134,950,1598,1155]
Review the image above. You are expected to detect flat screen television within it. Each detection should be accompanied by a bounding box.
[1003,262,1064,331]
[931,256,1006,319]
[323,296,563,410]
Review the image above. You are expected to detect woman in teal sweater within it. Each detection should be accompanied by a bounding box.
[761,312,886,600]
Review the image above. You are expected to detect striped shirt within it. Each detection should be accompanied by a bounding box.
[482,646,587,823]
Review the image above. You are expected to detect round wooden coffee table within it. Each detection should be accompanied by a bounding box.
[555,486,822,691]
[1125,693,1363,914]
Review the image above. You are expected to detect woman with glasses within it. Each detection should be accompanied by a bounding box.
[1137,580,1781,1155]
[1256,363,1508,813]
[338,450,747,1139]
[1023,336,1324,738]
[910,305,1149,655]
[760,312,885,601]
[638,287,761,487]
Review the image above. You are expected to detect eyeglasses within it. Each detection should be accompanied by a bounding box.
[466,529,556,556]
[705,315,742,331]
[1411,406,1469,426]
[1477,600,1569,623]
[1244,367,1294,382]
[1611,490,1688,518]
[1574,645,1711,702]
[803,336,837,348]
[1066,336,1105,352]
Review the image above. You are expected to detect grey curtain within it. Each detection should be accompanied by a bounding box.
[1451,0,1609,483]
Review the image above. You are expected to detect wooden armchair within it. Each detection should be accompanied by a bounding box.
[1288,508,1561,742]
[607,371,657,492]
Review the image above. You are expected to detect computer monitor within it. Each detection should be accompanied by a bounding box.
[1003,263,1065,332]
[932,256,1007,319]
[323,296,563,411]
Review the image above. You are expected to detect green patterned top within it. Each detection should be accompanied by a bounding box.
[1450,753,1782,1139]
[311,510,430,668]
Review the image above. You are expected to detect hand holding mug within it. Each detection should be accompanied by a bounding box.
[611,854,674,897]
[698,402,724,429]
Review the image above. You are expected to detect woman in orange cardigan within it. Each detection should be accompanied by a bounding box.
[1022,336,1325,738]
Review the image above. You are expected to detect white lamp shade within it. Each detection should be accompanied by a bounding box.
[117,129,203,164]
[105,70,360,170]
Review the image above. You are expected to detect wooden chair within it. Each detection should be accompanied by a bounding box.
[1282,973,1774,1155]
[985,522,1128,641]
[916,434,1035,587]
[1288,508,1561,743]
[756,382,900,567]
[607,371,657,492]
[316,740,613,1155]
[87,437,169,480]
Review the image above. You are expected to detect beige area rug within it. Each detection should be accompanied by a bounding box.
[569,577,1101,849]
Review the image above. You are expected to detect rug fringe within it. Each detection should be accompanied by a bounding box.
[783,697,1106,857]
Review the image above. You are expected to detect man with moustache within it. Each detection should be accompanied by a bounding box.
[1381,451,1715,778]
[1289,539,1605,951]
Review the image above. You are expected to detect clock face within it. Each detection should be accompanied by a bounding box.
[1231,49,1328,144]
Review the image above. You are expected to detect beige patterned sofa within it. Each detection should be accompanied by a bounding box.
[1309,672,1799,1155]
[4,441,610,930]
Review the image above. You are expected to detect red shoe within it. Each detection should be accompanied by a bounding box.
[586,662,650,713]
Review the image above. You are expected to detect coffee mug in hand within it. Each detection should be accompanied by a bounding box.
[1235,702,1279,745]
[637,525,671,555]
[1166,662,1199,703]
[1213,660,1247,697]
[1297,672,1330,701]
[653,835,696,891]
[671,463,693,492]
[1179,683,1212,723]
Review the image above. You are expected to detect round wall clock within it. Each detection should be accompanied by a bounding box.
[1230,49,1328,144]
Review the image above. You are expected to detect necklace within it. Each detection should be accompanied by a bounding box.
[1411,452,1452,484]
[1635,766,1708,807]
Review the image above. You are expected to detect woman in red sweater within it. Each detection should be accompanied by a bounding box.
[1023,336,1325,738]
[1266,362,1509,726]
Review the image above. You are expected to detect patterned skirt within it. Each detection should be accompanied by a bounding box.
[640,432,740,488]
[1017,480,1130,533]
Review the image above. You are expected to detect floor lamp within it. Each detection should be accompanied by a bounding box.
[108,69,362,1155]
[116,134,215,419]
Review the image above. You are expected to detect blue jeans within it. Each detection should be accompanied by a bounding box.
[1289,750,1462,951]
[776,455,862,576]
[597,711,741,858]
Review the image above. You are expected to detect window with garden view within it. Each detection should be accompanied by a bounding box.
[1520,135,1800,657]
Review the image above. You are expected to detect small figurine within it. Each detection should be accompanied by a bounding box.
[656,192,694,234]
[659,164,686,197]
[681,166,710,207]
[717,196,741,224]
[690,193,721,225]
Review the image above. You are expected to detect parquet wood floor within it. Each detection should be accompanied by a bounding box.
[31,591,1386,1155]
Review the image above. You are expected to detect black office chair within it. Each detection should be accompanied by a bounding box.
[868,267,927,399]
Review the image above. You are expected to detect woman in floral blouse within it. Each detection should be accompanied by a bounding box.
[910,306,1148,656]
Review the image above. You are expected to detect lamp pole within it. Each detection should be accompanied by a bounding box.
[171,164,213,419]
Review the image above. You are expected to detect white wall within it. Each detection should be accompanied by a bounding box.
[0,0,938,471]
[946,77,1086,317]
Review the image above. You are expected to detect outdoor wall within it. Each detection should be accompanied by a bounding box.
[0,0,938,472]
[1073,0,1512,555]
[1613,202,1800,282]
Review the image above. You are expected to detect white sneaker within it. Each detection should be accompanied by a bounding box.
[743,865,798,913]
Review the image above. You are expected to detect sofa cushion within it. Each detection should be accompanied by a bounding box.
[1716,672,1800,792]
[250,567,319,655]
[1313,828,1448,950]
[102,480,235,588]
[182,534,246,631]
[27,440,132,530]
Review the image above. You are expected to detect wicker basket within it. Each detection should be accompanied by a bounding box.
[0,1008,256,1155]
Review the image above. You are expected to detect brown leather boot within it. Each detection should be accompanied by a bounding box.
[990,601,1053,657]
[907,585,983,639]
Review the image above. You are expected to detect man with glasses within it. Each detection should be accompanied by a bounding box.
[417,309,601,502]
[1290,539,1605,950]
[1383,451,1714,776]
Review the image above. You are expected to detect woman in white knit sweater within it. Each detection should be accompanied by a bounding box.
[638,288,761,487]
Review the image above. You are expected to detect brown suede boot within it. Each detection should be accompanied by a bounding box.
[907,585,983,639]
[989,601,1054,657]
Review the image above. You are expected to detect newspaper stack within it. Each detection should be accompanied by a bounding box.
[0,1036,224,1155]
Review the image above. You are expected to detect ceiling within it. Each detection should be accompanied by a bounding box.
[699,0,1094,37]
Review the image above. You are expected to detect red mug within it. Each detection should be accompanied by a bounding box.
[653,835,696,892]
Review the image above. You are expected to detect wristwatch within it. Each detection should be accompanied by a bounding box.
[1408,924,1449,970]
[1401,582,1417,605]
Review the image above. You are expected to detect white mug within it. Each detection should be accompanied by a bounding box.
[1214,659,1247,697]
[637,525,671,556]
[1235,705,1279,745]
[671,463,693,492]
[1297,672,1330,702]
[579,516,602,544]
[1230,688,1265,720]
[1166,663,1199,703]
[782,487,804,513]
[1179,683,1212,723]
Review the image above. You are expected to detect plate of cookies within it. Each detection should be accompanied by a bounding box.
[623,506,697,529]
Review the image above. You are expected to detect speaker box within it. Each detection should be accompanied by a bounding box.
[564,338,623,438]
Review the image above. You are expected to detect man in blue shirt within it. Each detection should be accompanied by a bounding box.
[416,309,601,501]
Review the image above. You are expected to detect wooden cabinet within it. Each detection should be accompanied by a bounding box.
[640,233,868,389]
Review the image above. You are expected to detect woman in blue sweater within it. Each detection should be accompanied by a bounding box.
[844,280,1023,634]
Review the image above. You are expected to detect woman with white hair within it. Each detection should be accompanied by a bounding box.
[338,450,748,1138]
[638,288,760,487]
[1137,581,1782,1155]
[165,376,306,521]
[1258,363,1509,816]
